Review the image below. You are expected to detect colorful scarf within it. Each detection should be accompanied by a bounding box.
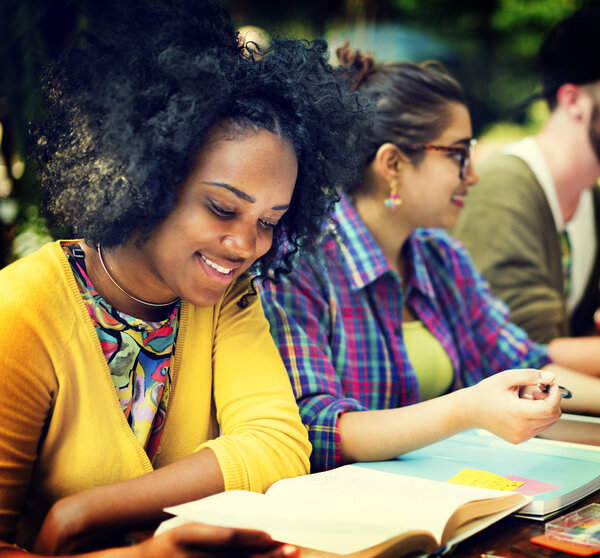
[66,244,179,462]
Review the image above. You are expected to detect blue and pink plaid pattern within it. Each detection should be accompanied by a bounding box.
[259,195,550,472]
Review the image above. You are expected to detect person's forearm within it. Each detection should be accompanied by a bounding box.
[547,337,600,376]
[543,363,600,414]
[38,447,224,553]
[338,369,563,464]
[69,447,223,531]
[338,389,473,463]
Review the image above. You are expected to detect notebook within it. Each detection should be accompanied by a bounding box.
[359,423,600,521]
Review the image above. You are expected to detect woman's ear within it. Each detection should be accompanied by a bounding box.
[373,142,406,183]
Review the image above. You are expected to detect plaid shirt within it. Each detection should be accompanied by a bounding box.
[259,195,550,472]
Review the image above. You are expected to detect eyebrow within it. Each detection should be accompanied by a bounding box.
[203,181,290,211]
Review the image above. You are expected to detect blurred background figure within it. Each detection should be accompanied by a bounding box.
[452,9,600,347]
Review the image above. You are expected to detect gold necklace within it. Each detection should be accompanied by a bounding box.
[96,245,179,308]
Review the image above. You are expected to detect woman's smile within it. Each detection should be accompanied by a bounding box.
[199,253,235,274]
[450,190,468,208]
[132,126,298,308]
[197,252,237,283]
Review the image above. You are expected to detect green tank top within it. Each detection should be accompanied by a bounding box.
[402,320,454,401]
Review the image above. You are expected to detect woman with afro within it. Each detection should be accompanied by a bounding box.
[0,1,368,556]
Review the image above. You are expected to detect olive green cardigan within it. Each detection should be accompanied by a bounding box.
[452,153,600,344]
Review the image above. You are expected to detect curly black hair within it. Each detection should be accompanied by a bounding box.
[35,0,371,297]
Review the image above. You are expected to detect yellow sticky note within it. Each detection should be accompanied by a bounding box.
[448,468,524,491]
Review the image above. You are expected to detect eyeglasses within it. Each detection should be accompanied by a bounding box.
[393,138,477,180]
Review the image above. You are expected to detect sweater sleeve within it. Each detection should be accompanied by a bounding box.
[0,250,60,547]
[451,154,568,344]
[197,275,311,493]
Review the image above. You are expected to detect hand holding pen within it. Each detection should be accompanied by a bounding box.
[539,382,572,399]
[518,371,571,401]
[471,369,562,444]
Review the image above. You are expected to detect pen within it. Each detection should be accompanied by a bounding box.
[539,383,572,399]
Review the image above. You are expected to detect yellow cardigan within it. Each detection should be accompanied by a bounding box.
[0,241,310,549]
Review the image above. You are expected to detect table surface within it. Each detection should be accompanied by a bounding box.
[446,417,600,558]
[450,490,600,558]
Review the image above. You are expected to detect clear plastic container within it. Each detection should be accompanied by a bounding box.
[545,503,600,548]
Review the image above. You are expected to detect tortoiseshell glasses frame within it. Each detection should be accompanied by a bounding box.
[393,138,477,180]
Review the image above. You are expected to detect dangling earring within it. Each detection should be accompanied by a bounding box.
[384,179,402,209]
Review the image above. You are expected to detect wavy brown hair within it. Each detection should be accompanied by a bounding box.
[337,45,467,195]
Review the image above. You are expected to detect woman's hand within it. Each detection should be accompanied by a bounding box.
[134,523,298,558]
[467,369,562,444]
[34,447,229,555]
[33,493,90,555]
[34,517,298,558]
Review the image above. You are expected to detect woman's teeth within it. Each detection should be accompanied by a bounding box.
[201,254,233,274]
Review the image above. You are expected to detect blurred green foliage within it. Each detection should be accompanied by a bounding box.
[0,0,102,264]
[0,0,598,265]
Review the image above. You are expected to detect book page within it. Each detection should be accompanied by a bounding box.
[165,465,526,555]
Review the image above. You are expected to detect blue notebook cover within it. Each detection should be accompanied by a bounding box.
[357,428,600,520]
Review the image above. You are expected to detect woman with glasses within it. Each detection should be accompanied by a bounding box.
[258,48,600,472]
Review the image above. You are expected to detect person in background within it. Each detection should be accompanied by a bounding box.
[259,47,600,473]
[452,9,600,363]
[0,1,368,556]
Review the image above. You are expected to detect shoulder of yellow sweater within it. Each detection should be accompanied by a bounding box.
[0,240,79,324]
[184,272,258,331]
[224,272,253,301]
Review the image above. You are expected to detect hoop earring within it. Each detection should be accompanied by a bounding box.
[384,179,402,209]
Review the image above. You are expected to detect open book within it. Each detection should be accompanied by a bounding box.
[156,464,530,557]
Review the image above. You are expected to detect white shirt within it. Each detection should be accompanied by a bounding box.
[503,137,596,316]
